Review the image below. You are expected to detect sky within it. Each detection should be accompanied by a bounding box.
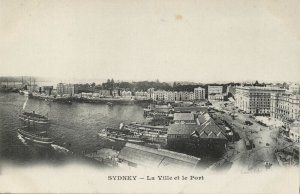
[0,0,299,83]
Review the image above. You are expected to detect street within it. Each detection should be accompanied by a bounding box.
[209,101,280,172]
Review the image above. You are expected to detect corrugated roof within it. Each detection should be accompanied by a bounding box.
[118,143,200,170]
[174,106,208,113]
[168,113,227,140]
[173,113,195,121]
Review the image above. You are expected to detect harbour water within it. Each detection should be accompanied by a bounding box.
[0,92,146,165]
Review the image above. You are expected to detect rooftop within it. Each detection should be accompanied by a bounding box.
[174,106,208,113]
[118,143,200,170]
[236,86,286,91]
[168,113,227,139]
[173,113,195,121]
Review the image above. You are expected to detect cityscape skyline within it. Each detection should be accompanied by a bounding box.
[1,0,300,82]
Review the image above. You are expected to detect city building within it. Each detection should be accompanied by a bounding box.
[288,83,300,94]
[235,86,285,114]
[152,90,195,102]
[112,89,119,97]
[163,91,175,102]
[188,92,195,101]
[74,84,95,94]
[194,87,205,100]
[289,122,300,143]
[41,86,53,96]
[208,94,225,101]
[99,89,111,97]
[134,91,148,100]
[147,88,155,100]
[56,83,75,96]
[208,85,223,95]
[270,93,300,123]
[121,90,132,97]
[168,113,228,154]
[153,90,165,101]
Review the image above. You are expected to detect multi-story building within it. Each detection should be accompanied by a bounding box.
[151,90,195,102]
[56,83,64,96]
[289,122,300,143]
[121,90,132,97]
[188,92,195,101]
[135,91,148,100]
[194,87,205,100]
[57,83,74,96]
[74,84,95,94]
[41,86,53,96]
[208,85,223,95]
[153,90,165,101]
[99,89,111,97]
[112,89,119,97]
[208,94,225,101]
[270,93,300,123]
[147,88,155,100]
[163,91,174,102]
[180,91,189,101]
[64,84,75,96]
[289,83,300,94]
[174,92,181,101]
[235,86,285,114]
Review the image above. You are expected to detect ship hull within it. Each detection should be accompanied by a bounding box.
[17,128,54,146]
[19,116,49,124]
[19,112,49,124]
[98,131,144,144]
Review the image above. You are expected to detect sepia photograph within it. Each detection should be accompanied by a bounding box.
[0,0,299,193]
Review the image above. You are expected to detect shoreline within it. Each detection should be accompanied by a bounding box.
[29,94,153,105]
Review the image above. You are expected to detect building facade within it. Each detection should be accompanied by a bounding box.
[235,86,285,114]
[289,122,300,143]
[194,87,205,100]
[289,83,300,94]
[270,93,300,123]
[208,94,225,101]
[208,85,223,95]
[57,83,74,96]
[135,91,148,100]
[121,90,132,97]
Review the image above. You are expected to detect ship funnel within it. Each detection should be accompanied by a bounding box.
[119,123,124,130]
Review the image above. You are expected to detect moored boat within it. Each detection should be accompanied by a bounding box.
[17,127,54,145]
[98,128,144,144]
[19,111,49,124]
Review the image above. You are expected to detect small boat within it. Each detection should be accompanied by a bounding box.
[19,111,49,124]
[98,128,144,144]
[17,127,54,145]
[107,102,113,106]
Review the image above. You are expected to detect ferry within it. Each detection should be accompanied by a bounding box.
[98,128,144,144]
[17,127,54,146]
[124,123,168,138]
[19,111,49,124]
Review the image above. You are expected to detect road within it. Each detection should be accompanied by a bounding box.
[209,101,279,172]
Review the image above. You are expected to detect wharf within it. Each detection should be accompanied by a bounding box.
[85,148,119,166]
